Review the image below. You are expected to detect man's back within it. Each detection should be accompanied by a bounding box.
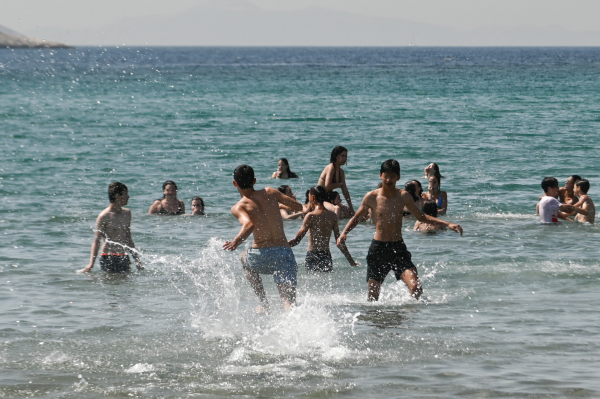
[236,187,289,248]
[98,206,132,252]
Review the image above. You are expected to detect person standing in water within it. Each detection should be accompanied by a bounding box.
[272,158,299,179]
[572,179,595,224]
[337,160,463,301]
[538,177,587,223]
[318,146,355,216]
[289,185,358,272]
[223,165,304,313]
[424,163,447,215]
[149,180,185,215]
[81,182,143,273]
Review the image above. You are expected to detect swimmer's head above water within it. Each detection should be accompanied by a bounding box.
[108,182,129,204]
[191,196,205,215]
[422,200,438,217]
[162,180,178,199]
[542,177,559,194]
[233,164,255,189]
[330,146,348,165]
[309,185,328,204]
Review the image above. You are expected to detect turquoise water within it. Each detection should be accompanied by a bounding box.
[2,47,600,398]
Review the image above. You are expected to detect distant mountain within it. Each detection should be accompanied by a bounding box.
[27,0,600,46]
[0,24,72,49]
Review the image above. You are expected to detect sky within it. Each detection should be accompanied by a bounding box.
[2,0,600,46]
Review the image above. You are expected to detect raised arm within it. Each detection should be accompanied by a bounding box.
[405,192,463,236]
[333,217,358,266]
[559,204,587,216]
[337,193,371,246]
[223,204,254,251]
[288,215,311,247]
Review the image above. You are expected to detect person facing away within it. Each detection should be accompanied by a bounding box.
[538,177,587,223]
[272,158,299,179]
[572,179,595,224]
[337,159,463,301]
[288,185,358,272]
[80,182,143,273]
[423,163,447,215]
[277,185,304,220]
[318,146,355,216]
[148,180,185,215]
[414,200,447,233]
[223,164,304,313]
[190,196,206,215]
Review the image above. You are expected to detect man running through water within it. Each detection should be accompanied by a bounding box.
[338,159,463,301]
[223,164,304,313]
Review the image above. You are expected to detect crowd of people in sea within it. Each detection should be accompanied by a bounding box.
[79,146,596,313]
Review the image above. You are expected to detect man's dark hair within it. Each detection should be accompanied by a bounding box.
[108,182,128,203]
[380,159,400,176]
[404,181,419,202]
[234,164,255,189]
[576,179,590,194]
[309,185,328,204]
[326,191,340,203]
[423,200,438,217]
[330,146,348,164]
[571,175,582,182]
[541,177,559,193]
[278,185,290,194]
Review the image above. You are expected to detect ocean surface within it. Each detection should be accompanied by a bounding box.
[2,47,600,398]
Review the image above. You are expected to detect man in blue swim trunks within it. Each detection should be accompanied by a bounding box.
[338,160,463,301]
[223,164,304,313]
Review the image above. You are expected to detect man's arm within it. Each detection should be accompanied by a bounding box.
[559,204,587,215]
[270,188,303,213]
[333,217,358,266]
[405,192,463,236]
[81,214,105,272]
[223,204,254,251]
[337,193,372,246]
[288,215,311,247]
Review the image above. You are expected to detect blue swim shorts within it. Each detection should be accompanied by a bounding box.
[244,246,298,286]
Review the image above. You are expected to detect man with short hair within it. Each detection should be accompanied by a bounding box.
[337,159,463,301]
[539,177,587,223]
[223,164,304,313]
[572,179,595,224]
[81,182,143,273]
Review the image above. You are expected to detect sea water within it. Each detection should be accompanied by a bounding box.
[1,47,600,398]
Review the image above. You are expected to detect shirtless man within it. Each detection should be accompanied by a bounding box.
[81,182,143,273]
[289,185,358,272]
[337,160,463,301]
[572,179,595,224]
[318,146,355,216]
[538,177,587,223]
[559,175,582,204]
[223,164,304,312]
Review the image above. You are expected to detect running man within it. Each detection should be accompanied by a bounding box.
[289,185,358,272]
[223,164,304,313]
[81,182,143,273]
[337,160,463,301]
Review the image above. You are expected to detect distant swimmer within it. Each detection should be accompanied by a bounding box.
[572,179,595,224]
[318,146,355,216]
[223,165,304,313]
[278,185,304,220]
[271,158,299,179]
[423,163,447,215]
[538,177,587,223]
[80,182,143,273]
[337,160,463,301]
[148,180,185,215]
[289,185,358,272]
[414,200,447,233]
[190,196,206,215]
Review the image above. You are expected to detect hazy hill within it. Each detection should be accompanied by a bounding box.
[0,24,72,49]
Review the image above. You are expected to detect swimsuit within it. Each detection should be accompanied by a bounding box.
[305,250,333,273]
[100,253,131,273]
[366,240,416,284]
[157,199,185,215]
[437,195,443,208]
[244,246,298,286]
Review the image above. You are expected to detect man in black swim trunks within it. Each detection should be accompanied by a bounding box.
[337,160,463,301]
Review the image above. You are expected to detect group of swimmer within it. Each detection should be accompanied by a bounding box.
[80,146,594,313]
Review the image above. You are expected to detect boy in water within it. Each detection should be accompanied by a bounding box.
[337,160,463,301]
[538,177,587,223]
[572,179,595,224]
[414,200,447,233]
[289,185,358,272]
[81,182,143,273]
[223,165,304,313]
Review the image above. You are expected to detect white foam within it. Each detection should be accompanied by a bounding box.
[125,363,155,373]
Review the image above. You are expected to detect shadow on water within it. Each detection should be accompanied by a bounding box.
[356,307,417,329]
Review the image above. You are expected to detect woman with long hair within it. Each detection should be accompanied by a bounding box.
[272,158,299,179]
[148,180,185,215]
[318,146,354,216]
[423,163,447,215]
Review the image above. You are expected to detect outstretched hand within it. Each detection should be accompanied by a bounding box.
[448,223,463,236]
[223,240,239,251]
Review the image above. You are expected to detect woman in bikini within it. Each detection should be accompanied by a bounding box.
[318,146,355,216]
[272,158,299,179]
[148,180,185,215]
[423,163,447,215]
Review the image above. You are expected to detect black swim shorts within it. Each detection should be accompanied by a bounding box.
[305,250,333,273]
[100,254,131,273]
[366,240,416,284]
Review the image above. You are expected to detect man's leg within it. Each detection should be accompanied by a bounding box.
[276,284,296,312]
[400,268,422,299]
[241,250,269,312]
[367,279,381,301]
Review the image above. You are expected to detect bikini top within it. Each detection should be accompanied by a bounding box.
[156,199,185,215]
[437,194,443,208]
